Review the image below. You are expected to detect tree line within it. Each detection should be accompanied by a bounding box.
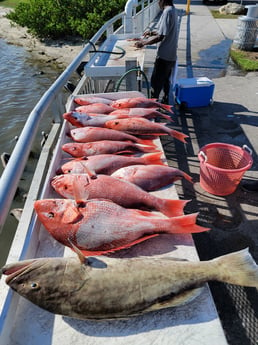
[7,0,126,39]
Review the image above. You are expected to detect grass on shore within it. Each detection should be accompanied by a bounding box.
[230,48,258,71]
[211,9,258,71]
[210,10,240,19]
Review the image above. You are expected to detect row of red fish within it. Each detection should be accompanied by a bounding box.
[34,95,209,256]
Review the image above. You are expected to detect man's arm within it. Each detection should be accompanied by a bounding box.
[134,34,164,48]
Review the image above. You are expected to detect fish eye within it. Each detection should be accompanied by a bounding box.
[72,147,77,151]
[30,282,40,290]
[64,185,68,190]
[48,212,55,218]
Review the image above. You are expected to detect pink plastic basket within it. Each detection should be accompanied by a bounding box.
[198,143,253,196]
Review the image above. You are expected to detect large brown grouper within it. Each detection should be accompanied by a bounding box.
[2,248,258,320]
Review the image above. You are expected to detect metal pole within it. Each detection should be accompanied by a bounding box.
[186,0,191,15]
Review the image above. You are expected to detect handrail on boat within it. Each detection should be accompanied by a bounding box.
[0,0,159,233]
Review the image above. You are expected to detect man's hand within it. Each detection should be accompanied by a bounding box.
[134,33,163,49]
[134,40,145,48]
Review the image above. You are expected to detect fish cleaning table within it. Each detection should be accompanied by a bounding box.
[0,92,228,345]
[84,34,146,78]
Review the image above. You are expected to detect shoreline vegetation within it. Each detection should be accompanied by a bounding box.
[0,0,126,67]
[0,6,84,68]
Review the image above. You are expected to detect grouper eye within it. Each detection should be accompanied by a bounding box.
[31,282,40,290]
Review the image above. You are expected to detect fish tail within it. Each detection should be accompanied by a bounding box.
[63,112,70,120]
[158,199,189,217]
[160,113,174,121]
[211,248,258,287]
[169,129,189,143]
[143,152,165,165]
[168,212,210,233]
[135,138,156,147]
[138,144,160,153]
[152,110,173,121]
[182,172,193,183]
[159,104,174,114]
[74,98,88,106]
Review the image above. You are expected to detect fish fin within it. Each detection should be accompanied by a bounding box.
[63,112,71,121]
[143,152,165,166]
[68,238,88,264]
[158,199,189,217]
[138,144,160,153]
[144,107,173,121]
[143,287,204,312]
[72,174,90,203]
[157,103,173,114]
[212,248,258,287]
[77,161,96,178]
[117,150,139,155]
[182,172,193,183]
[136,138,156,147]
[62,207,82,224]
[79,234,159,256]
[74,98,89,106]
[170,171,193,183]
[168,213,210,234]
[160,113,174,121]
[169,129,189,143]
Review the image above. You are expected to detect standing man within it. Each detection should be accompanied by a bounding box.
[135,0,178,104]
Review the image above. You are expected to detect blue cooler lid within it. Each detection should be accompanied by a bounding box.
[176,77,214,88]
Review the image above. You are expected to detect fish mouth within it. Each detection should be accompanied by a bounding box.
[2,259,38,285]
[50,175,62,184]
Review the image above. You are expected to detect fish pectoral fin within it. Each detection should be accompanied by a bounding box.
[144,287,204,312]
[68,239,88,265]
[158,257,189,262]
[73,174,90,203]
[63,207,82,224]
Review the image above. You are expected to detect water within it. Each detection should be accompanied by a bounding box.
[0,38,64,267]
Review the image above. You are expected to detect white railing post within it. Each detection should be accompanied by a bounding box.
[124,0,138,33]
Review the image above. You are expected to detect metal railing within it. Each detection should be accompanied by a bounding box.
[0,0,159,233]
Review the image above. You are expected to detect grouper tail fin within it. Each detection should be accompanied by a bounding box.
[213,248,258,287]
